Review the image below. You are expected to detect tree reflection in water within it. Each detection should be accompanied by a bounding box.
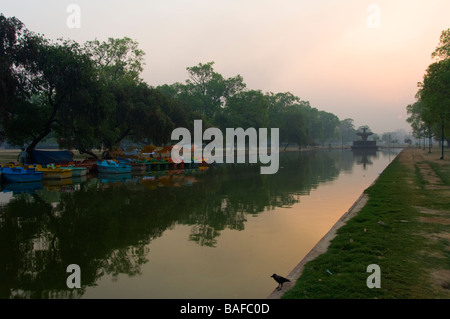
[0,150,371,298]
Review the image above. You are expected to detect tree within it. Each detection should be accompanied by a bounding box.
[2,30,104,159]
[419,58,450,159]
[184,61,246,121]
[266,92,301,116]
[266,92,307,149]
[339,118,357,145]
[221,90,269,129]
[406,101,434,152]
[1,15,113,159]
[301,105,321,145]
[132,85,191,146]
[372,133,380,142]
[82,37,171,151]
[278,105,307,150]
[404,137,412,146]
[0,14,40,142]
[83,37,145,82]
[318,111,340,145]
[408,28,450,159]
[432,28,450,61]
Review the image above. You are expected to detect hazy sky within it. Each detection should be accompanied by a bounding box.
[2,0,449,134]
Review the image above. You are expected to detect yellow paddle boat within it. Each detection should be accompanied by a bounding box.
[35,164,73,179]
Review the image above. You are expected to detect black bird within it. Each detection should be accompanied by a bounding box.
[271,273,291,290]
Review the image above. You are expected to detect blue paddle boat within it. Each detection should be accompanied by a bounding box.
[1,166,43,183]
[96,160,132,174]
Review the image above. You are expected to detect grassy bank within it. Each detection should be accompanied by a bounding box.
[282,148,450,299]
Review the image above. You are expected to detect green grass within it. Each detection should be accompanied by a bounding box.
[282,150,450,299]
[428,161,450,186]
[415,164,428,189]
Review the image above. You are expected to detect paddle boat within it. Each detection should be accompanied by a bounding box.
[1,166,43,183]
[117,159,146,173]
[35,164,73,179]
[59,164,87,177]
[96,160,132,174]
[75,159,97,173]
[138,158,161,171]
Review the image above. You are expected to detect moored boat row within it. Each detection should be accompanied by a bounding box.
[0,163,88,183]
[1,155,209,184]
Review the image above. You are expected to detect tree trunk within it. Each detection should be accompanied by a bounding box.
[26,95,58,162]
[440,120,444,160]
[79,148,99,160]
[429,135,432,153]
[26,126,53,163]
[114,127,132,148]
[26,128,51,152]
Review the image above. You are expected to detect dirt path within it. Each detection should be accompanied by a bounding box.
[401,148,450,293]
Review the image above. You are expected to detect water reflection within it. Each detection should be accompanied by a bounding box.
[0,149,400,298]
[2,181,43,195]
[352,149,379,170]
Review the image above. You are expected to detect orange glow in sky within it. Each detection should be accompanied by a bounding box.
[2,0,449,133]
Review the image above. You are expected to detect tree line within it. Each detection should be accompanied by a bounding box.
[407,28,450,158]
[1,14,361,160]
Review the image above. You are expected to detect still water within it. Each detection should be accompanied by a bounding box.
[0,149,401,299]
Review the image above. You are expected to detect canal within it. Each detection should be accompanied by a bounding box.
[0,148,401,299]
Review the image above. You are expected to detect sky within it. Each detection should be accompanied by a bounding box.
[1,0,449,134]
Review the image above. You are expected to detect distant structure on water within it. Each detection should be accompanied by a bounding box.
[351,127,379,151]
